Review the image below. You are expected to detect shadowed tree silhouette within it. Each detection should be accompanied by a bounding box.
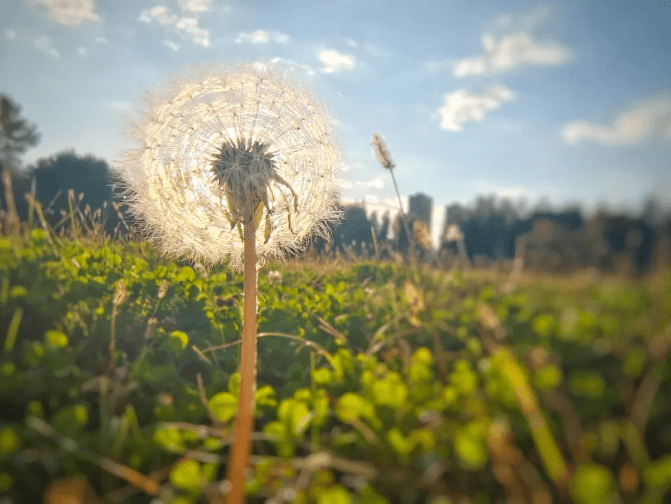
[334,204,374,256]
[0,94,40,233]
[0,94,40,171]
[25,151,123,234]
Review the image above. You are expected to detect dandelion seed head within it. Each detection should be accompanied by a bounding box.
[114,64,343,270]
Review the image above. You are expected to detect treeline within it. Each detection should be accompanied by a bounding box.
[2,151,670,275]
[321,195,671,276]
[439,196,670,275]
[0,151,129,238]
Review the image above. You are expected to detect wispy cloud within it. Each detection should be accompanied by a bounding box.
[564,97,671,146]
[76,35,108,57]
[252,58,317,77]
[178,0,212,13]
[471,178,533,200]
[494,6,550,32]
[138,5,210,47]
[424,59,452,74]
[454,33,570,77]
[341,177,385,189]
[438,85,516,131]
[319,49,355,73]
[34,35,60,59]
[138,5,173,25]
[5,29,17,40]
[163,39,180,51]
[341,195,403,216]
[35,0,100,26]
[174,17,209,46]
[235,30,289,45]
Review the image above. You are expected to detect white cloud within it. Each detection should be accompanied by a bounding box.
[163,39,180,51]
[178,0,212,13]
[424,59,452,74]
[253,57,317,77]
[362,177,385,189]
[454,33,570,77]
[36,0,99,26]
[174,17,209,46]
[438,85,516,131]
[34,35,60,59]
[237,30,268,44]
[563,97,671,146]
[319,49,355,73]
[139,5,175,24]
[471,178,531,200]
[495,6,550,31]
[274,33,289,44]
[342,195,404,216]
[75,36,107,57]
[342,177,385,189]
[5,29,17,40]
[235,30,289,45]
[138,5,210,47]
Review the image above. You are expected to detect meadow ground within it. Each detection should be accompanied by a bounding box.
[1,231,671,504]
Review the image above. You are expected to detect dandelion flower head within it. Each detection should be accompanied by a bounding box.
[115,64,342,270]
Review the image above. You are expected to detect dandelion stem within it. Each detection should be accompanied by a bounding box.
[225,219,258,504]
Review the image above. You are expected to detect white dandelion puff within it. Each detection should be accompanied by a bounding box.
[113,64,343,270]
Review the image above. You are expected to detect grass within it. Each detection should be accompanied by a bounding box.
[1,195,671,504]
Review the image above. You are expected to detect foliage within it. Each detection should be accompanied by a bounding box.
[1,232,671,503]
[0,94,40,170]
[3,151,128,238]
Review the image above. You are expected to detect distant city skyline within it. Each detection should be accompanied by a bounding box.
[2,0,670,247]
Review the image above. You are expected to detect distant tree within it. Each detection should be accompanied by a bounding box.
[640,195,669,228]
[0,94,40,232]
[392,212,411,253]
[332,204,373,256]
[0,94,40,170]
[24,151,122,232]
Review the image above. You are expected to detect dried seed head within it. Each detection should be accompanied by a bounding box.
[113,280,129,306]
[114,64,343,270]
[158,279,169,299]
[371,133,395,170]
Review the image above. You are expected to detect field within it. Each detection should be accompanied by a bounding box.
[1,230,671,504]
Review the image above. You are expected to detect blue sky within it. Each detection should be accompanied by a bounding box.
[1,0,670,246]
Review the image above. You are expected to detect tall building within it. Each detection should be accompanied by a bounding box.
[409,193,432,226]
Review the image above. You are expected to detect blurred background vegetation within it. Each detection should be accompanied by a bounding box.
[2,92,669,278]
